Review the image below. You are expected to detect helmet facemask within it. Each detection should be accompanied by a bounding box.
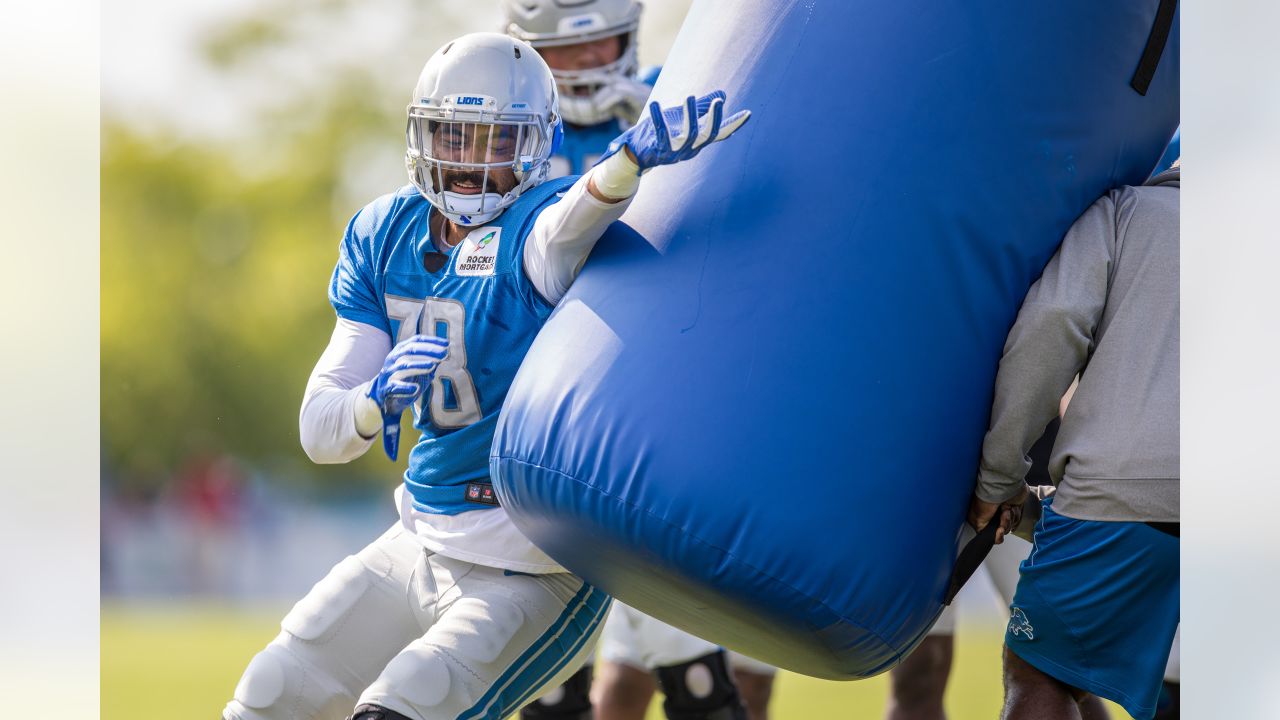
[504,0,643,127]
[547,33,640,126]
[406,101,558,227]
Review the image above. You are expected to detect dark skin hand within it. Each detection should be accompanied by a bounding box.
[967,485,1029,545]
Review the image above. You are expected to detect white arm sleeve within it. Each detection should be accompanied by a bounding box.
[298,318,391,464]
[522,169,634,305]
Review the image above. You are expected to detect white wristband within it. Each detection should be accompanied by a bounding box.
[591,151,643,200]
[353,384,382,439]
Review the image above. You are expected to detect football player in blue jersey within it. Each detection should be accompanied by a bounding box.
[221,31,749,720]
[503,4,775,720]
[504,0,660,177]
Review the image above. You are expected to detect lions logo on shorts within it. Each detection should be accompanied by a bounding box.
[1008,607,1035,640]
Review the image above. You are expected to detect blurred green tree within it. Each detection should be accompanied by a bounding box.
[102,2,439,495]
[103,0,688,495]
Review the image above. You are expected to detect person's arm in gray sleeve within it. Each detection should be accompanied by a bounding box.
[975,194,1117,504]
[1011,485,1057,542]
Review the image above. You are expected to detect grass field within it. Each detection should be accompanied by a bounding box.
[101,603,1121,719]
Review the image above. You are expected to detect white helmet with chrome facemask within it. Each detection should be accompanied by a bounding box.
[406,32,562,227]
[503,0,642,126]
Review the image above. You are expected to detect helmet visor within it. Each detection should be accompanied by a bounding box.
[408,118,548,167]
[440,121,518,164]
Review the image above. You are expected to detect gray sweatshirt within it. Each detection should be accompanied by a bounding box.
[976,168,1179,523]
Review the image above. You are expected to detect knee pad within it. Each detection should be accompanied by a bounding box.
[655,651,747,720]
[520,664,593,719]
[227,641,352,719]
[347,703,414,720]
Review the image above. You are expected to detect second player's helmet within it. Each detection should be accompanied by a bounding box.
[503,0,642,126]
[406,32,562,227]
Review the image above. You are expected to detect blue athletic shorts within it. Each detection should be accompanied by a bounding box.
[1005,498,1179,720]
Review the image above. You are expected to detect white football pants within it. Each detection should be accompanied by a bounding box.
[223,523,609,720]
[598,602,777,676]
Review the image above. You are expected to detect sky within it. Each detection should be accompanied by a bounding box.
[103,0,260,137]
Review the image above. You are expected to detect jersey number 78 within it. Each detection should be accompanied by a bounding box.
[386,295,481,428]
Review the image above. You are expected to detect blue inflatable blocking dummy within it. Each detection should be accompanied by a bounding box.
[492,0,1179,679]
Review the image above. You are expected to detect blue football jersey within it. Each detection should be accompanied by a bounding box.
[551,119,627,177]
[328,177,577,515]
[549,66,661,178]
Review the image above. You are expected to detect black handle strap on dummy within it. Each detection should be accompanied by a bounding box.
[944,518,1000,606]
[1131,0,1178,96]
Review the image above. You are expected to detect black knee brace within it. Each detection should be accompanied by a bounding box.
[1153,680,1179,720]
[655,650,747,720]
[347,703,414,720]
[520,664,594,719]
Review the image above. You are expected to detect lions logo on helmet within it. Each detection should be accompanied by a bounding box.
[502,0,644,127]
[405,32,564,227]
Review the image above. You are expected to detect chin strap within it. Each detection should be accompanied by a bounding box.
[439,191,506,227]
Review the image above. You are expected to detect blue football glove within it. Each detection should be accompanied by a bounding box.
[597,90,751,174]
[367,335,449,461]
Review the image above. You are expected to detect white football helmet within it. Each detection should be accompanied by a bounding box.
[405,32,562,227]
[503,0,643,126]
